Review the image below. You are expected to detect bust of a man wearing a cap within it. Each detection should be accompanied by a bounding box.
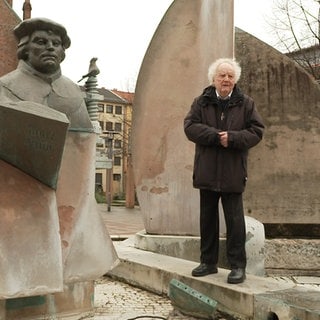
[0,17,92,131]
[0,18,114,290]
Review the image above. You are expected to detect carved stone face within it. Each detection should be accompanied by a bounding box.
[26,30,65,74]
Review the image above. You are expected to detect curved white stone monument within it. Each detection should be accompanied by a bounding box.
[133,0,234,235]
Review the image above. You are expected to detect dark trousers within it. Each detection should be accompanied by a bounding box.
[199,189,246,269]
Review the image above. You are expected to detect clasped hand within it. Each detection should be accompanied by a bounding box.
[219,131,228,147]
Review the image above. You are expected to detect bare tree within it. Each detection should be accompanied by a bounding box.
[270,0,320,80]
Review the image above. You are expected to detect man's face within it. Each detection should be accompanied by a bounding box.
[213,63,236,98]
[26,30,65,74]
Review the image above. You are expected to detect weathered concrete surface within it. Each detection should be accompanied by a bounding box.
[132,0,234,235]
[254,287,320,320]
[108,239,320,320]
[0,160,63,298]
[265,238,320,276]
[4,281,94,320]
[135,216,265,276]
[235,29,320,226]
[56,132,119,283]
[0,132,119,317]
[134,232,319,277]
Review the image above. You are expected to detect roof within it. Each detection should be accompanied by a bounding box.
[80,86,128,104]
[98,87,128,104]
[286,44,320,57]
[111,89,134,104]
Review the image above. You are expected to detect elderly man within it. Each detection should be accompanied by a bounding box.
[0,18,116,298]
[184,58,264,284]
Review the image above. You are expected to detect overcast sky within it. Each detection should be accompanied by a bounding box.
[12,0,275,91]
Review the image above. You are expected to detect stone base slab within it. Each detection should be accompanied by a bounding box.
[134,232,320,276]
[265,238,320,276]
[108,239,320,320]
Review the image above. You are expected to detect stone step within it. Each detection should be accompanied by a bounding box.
[107,238,320,319]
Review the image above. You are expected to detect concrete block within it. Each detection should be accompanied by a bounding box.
[134,231,200,263]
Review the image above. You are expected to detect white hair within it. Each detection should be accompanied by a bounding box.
[207,58,242,85]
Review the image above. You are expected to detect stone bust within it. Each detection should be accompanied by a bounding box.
[0,17,92,131]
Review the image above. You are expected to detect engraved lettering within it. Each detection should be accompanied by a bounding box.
[25,126,55,152]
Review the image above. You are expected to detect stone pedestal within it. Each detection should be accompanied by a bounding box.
[0,123,118,319]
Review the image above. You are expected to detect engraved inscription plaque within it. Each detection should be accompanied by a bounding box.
[0,101,69,189]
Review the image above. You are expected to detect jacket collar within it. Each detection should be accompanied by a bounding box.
[200,85,243,107]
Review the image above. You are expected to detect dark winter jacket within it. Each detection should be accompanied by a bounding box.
[184,85,264,193]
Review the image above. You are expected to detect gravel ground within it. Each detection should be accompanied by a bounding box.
[92,276,236,320]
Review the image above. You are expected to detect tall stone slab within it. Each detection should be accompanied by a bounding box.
[235,28,320,229]
[133,0,234,235]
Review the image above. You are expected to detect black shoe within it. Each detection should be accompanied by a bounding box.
[192,263,218,277]
[227,268,246,284]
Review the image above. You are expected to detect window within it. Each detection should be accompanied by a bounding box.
[113,174,121,181]
[98,104,104,112]
[114,139,122,148]
[115,122,122,132]
[106,105,113,113]
[95,173,103,193]
[99,121,104,131]
[115,105,122,115]
[105,122,113,131]
[96,137,104,148]
[114,156,121,166]
[95,173,102,184]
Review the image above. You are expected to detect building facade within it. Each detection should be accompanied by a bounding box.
[111,89,135,207]
[0,0,21,76]
[286,44,320,82]
[95,87,134,200]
